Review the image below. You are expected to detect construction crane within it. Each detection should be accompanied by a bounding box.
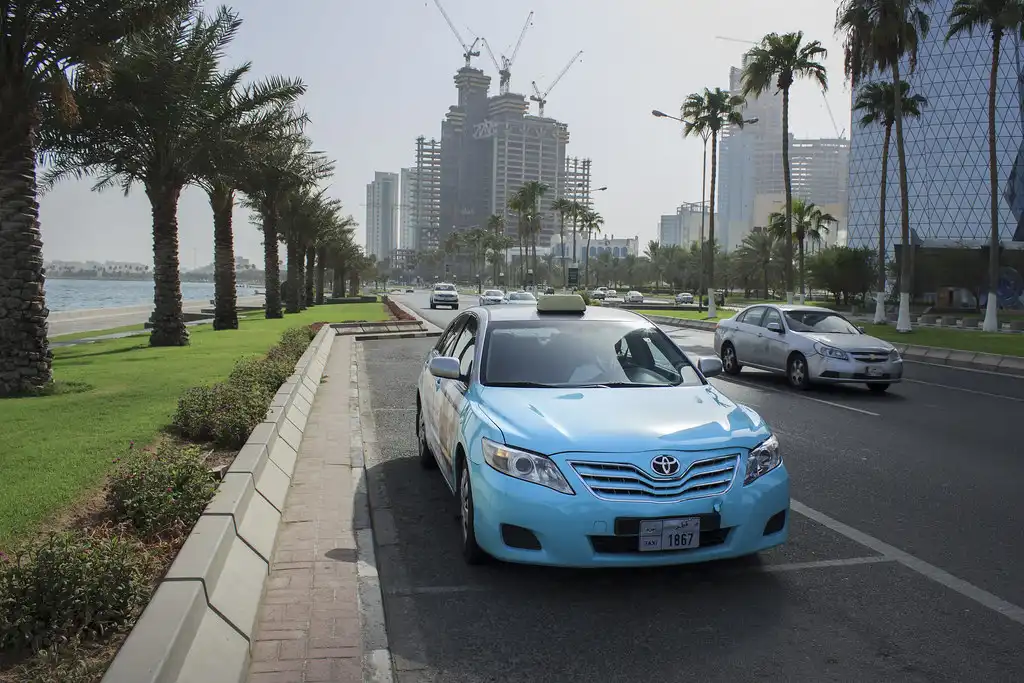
[530,50,583,117]
[481,11,534,95]
[432,0,480,68]
[714,35,846,139]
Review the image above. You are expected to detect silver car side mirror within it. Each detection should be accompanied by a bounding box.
[429,356,462,380]
[857,326,866,333]
[766,322,784,334]
[698,356,724,378]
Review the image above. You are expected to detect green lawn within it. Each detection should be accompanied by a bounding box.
[863,325,1024,357]
[0,303,388,547]
[637,309,723,322]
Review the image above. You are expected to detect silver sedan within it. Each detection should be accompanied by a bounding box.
[478,289,506,306]
[713,305,903,393]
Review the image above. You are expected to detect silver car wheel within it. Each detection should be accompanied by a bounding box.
[788,355,809,389]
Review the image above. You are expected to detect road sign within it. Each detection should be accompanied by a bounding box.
[567,266,579,288]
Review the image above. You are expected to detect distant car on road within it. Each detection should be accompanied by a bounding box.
[505,291,537,305]
[430,283,459,310]
[625,291,644,304]
[676,292,694,305]
[544,286,555,295]
[714,305,903,393]
[590,287,607,300]
[415,295,788,567]
[479,289,505,306]
[406,288,415,293]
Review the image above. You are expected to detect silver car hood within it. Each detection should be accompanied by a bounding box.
[801,332,893,352]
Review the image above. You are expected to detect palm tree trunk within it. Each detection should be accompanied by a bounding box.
[585,233,593,286]
[209,184,238,331]
[0,124,53,395]
[304,245,316,308]
[145,183,189,347]
[892,58,913,332]
[335,265,347,297]
[798,234,806,303]
[286,238,301,313]
[708,132,719,317]
[782,85,794,304]
[983,33,1002,332]
[874,124,892,324]
[315,247,327,305]
[559,214,567,289]
[263,208,283,319]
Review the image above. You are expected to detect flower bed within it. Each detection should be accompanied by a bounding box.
[0,324,318,683]
[383,295,417,321]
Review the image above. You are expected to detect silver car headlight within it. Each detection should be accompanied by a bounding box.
[482,438,574,494]
[888,348,901,362]
[745,434,782,485]
[813,342,849,361]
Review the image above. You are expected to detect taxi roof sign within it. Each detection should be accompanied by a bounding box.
[536,294,586,313]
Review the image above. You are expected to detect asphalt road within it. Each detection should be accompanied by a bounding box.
[361,291,1024,682]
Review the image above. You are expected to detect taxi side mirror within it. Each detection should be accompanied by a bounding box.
[429,357,462,380]
[697,356,723,378]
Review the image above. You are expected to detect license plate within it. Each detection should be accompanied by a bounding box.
[638,517,701,552]
[866,366,883,377]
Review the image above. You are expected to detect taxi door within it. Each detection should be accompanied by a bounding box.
[437,315,478,480]
[423,317,465,459]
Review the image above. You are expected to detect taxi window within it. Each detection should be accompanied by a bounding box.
[451,317,478,379]
[483,320,702,388]
[436,317,465,356]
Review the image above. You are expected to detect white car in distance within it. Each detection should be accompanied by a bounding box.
[430,283,459,310]
[478,289,505,306]
[625,291,644,304]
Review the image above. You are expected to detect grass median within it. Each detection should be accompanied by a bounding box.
[636,309,723,322]
[0,302,388,547]
[862,325,1024,357]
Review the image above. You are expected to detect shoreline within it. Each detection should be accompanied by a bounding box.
[48,295,266,338]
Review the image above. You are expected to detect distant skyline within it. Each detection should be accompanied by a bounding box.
[38,0,852,265]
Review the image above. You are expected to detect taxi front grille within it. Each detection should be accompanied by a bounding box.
[569,454,739,503]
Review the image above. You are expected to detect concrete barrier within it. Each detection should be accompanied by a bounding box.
[102,325,336,683]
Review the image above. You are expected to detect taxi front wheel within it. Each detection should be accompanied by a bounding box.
[459,457,486,565]
[416,400,436,470]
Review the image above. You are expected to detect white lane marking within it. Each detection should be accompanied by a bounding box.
[902,378,1024,404]
[719,378,881,417]
[791,499,1024,626]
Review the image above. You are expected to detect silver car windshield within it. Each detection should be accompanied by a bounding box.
[508,292,536,301]
[482,321,702,388]
[784,310,860,334]
[434,284,456,291]
[484,290,503,297]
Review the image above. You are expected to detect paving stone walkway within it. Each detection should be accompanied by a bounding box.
[248,337,363,683]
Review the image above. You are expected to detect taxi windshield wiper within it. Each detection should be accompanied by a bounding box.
[488,381,566,388]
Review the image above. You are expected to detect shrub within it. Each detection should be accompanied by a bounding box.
[171,325,315,447]
[107,443,216,539]
[0,531,152,652]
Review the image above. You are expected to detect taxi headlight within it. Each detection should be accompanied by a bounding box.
[745,434,782,485]
[482,438,574,494]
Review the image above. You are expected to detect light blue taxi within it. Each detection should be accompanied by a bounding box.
[415,295,789,567]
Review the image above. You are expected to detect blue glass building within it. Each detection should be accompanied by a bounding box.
[847,0,1024,254]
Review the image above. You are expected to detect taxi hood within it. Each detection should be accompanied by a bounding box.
[475,384,770,454]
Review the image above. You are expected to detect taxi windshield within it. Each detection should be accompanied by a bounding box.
[482,320,702,388]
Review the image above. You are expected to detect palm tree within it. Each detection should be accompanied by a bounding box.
[853,80,927,323]
[837,0,934,332]
[443,230,463,281]
[768,199,837,301]
[682,88,746,316]
[0,0,191,393]
[580,208,605,286]
[515,181,549,280]
[736,230,783,299]
[197,76,307,330]
[486,213,506,284]
[41,4,245,347]
[551,197,576,288]
[742,31,828,304]
[947,0,1024,331]
[240,138,333,318]
[506,191,529,284]
[316,215,356,304]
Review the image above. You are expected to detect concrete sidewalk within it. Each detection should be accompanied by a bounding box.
[247,337,363,683]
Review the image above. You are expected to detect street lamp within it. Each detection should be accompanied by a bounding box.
[652,109,757,314]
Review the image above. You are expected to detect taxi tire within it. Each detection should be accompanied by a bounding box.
[416,399,437,470]
[458,457,486,565]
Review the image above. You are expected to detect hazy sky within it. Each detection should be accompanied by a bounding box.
[39,0,852,267]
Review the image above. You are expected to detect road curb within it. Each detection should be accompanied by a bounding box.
[641,314,719,332]
[102,325,336,683]
[355,331,442,341]
[385,296,446,334]
[892,343,1024,377]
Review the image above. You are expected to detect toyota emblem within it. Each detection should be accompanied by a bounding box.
[650,455,681,476]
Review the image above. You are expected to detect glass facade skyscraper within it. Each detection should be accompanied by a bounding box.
[847,0,1024,253]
